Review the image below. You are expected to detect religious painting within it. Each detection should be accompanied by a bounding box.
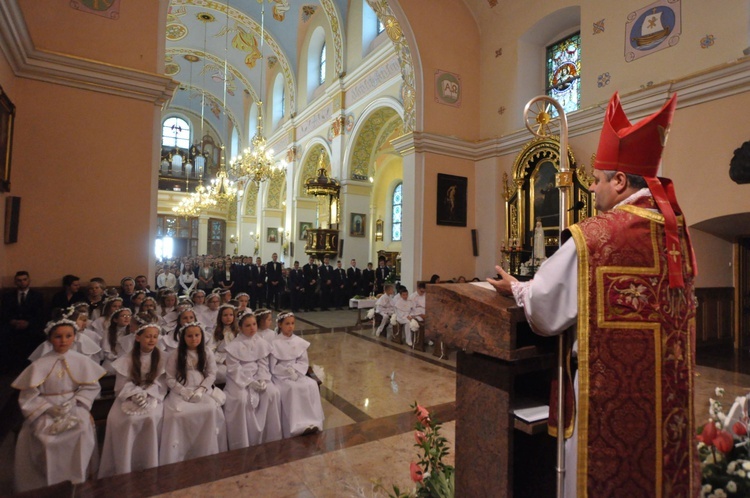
[436,174,467,227]
[625,0,681,62]
[267,227,278,243]
[434,70,462,108]
[530,160,560,231]
[0,87,15,193]
[350,213,366,237]
[299,222,312,240]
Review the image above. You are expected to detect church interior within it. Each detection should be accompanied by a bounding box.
[1,0,750,495]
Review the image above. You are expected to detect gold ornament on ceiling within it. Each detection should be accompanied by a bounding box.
[165,63,180,76]
[166,23,188,41]
[184,54,200,63]
[196,12,215,22]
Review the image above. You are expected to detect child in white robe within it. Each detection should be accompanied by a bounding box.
[160,322,227,464]
[99,324,167,477]
[30,309,101,362]
[160,307,198,357]
[101,307,132,374]
[89,296,123,340]
[211,303,238,384]
[200,293,221,339]
[12,319,106,492]
[223,312,282,449]
[374,284,396,338]
[255,309,276,343]
[393,286,415,346]
[269,312,324,437]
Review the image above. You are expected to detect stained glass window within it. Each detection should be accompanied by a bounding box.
[319,42,326,86]
[162,117,190,149]
[392,183,402,242]
[545,32,581,115]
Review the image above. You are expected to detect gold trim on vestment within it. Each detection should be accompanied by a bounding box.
[568,224,590,498]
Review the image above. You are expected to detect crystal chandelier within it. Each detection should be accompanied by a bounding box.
[172,177,216,218]
[230,102,284,183]
[208,146,238,206]
[228,0,284,184]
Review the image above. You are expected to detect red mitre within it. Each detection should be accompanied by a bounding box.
[594,92,676,175]
[594,92,696,288]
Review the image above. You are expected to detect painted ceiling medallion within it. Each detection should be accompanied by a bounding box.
[197,12,215,22]
[165,63,181,76]
[184,54,200,63]
[166,23,188,41]
[301,5,317,23]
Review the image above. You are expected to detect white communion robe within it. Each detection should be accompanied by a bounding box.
[223,333,282,449]
[258,328,277,343]
[98,351,167,477]
[270,334,324,437]
[160,348,228,465]
[12,350,106,492]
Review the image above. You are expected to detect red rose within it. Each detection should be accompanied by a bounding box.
[701,421,717,445]
[410,462,424,482]
[415,405,430,424]
[733,421,748,436]
[714,430,734,453]
[414,430,427,445]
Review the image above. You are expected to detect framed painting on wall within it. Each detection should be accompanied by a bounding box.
[267,227,278,243]
[299,221,312,240]
[350,213,366,237]
[436,174,467,227]
[0,86,16,193]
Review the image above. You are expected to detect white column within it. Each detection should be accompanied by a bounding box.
[391,133,422,290]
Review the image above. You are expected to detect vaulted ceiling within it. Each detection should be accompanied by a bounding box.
[164,0,349,145]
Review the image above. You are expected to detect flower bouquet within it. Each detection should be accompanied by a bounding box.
[697,388,750,497]
[375,403,455,498]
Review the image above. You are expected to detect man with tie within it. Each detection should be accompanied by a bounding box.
[266,253,284,311]
[333,260,348,310]
[1,271,45,372]
[250,257,267,309]
[362,262,376,296]
[375,258,390,294]
[289,261,305,313]
[302,256,319,311]
[318,256,334,311]
[346,259,362,299]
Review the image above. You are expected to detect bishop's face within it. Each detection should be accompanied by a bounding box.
[590,169,618,212]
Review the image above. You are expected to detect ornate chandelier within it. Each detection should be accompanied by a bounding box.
[172,177,216,218]
[228,1,284,184]
[230,102,284,183]
[208,146,238,206]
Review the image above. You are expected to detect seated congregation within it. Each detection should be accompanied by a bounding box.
[10,288,324,493]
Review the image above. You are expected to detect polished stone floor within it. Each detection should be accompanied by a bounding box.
[0,309,747,497]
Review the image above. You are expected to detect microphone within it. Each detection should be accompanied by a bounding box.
[567,201,585,212]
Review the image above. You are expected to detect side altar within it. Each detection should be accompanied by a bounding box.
[426,282,557,497]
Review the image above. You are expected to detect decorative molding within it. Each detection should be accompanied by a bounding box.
[394,57,750,161]
[0,0,177,106]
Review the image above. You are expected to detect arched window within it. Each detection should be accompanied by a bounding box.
[545,32,581,115]
[377,18,385,35]
[272,73,285,128]
[391,182,402,241]
[319,42,327,86]
[162,117,190,149]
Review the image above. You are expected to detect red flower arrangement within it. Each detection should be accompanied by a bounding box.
[375,402,455,498]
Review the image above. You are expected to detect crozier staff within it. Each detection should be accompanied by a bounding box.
[488,92,699,497]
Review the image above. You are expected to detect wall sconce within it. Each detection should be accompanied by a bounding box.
[249,231,259,256]
[279,226,290,256]
[375,218,384,241]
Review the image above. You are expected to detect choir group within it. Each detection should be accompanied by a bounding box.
[10,286,324,493]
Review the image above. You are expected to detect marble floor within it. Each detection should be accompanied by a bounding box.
[0,309,747,497]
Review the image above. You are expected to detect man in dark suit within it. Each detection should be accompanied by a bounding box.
[134,275,157,299]
[302,256,319,311]
[250,256,266,309]
[333,260,348,310]
[346,259,362,298]
[266,253,283,311]
[1,271,45,372]
[375,259,390,294]
[362,262,376,296]
[318,256,334,311]
[289,261,305,312]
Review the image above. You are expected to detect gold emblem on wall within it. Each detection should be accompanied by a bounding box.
[71,0,121,20]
